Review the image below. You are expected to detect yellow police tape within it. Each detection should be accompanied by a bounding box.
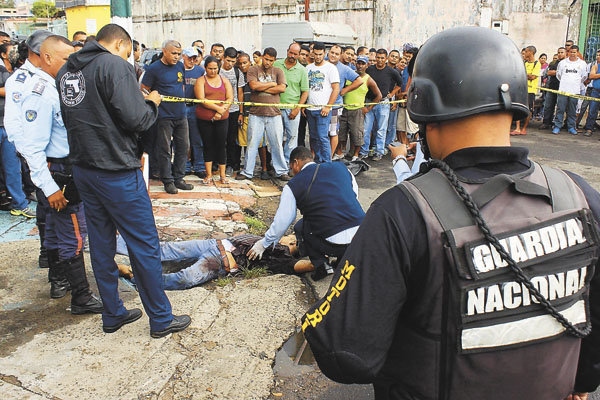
[160,95,406,109]
[538,87,600,102]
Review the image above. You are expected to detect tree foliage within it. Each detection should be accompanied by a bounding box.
[0,0,16,8]
[31,0,57,18]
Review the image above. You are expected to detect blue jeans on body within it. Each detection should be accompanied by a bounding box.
[241,114,287,178]
[117,235,224,290]
[385,106,399,147]
[186,112,205,173]
[360,103,390,156]
[553,94,578,131]
[584,88,600,131]
[0,127,27,210]
[73,166,174,332]
[281,108,301,165]
[306,109,332,163]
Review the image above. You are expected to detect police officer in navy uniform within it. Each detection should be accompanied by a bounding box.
[57,24,190,337]
[247,146,365,281]
[12,35,103,313]
[301,27,600,400]
[4,30,52,270]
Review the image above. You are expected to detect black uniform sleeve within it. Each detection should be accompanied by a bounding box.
[566,171,600,393]
[103,60,158,133]
[302,186,428,384]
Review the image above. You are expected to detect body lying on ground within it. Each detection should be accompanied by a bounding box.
[116,234,313,290]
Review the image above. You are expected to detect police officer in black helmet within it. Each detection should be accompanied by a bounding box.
[301,27,600,400]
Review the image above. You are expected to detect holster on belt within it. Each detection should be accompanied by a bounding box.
[48,161,81,204]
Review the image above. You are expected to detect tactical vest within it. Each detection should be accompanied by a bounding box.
[385,162,599,400]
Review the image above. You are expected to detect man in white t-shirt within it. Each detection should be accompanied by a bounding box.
[553,45,588,135]
[305,42,340,162]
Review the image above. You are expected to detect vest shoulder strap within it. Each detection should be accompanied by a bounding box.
[402,163,576,232]
[401,169,473,231]
[540,164,580,212]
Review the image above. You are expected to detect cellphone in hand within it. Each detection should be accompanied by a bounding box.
[389,140,403,147]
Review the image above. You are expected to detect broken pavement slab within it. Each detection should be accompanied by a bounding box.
[149,176,280,240]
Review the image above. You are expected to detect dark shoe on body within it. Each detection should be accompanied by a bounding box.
[310,263,334,281]
[277,173,292,181]
[150,315,191,338]
[103,308,143,333]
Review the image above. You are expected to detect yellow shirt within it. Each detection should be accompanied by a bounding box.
[525,61,541,94]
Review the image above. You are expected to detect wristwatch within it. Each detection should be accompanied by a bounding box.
[392,154,407,166]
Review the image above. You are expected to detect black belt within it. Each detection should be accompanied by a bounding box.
[47,157,71,164]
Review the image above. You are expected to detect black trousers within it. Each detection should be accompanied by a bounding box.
[298,113,307,148]
[294,218,348,269]
[543,91,558,126]
[198,118,228,165]
[226,111,242,170]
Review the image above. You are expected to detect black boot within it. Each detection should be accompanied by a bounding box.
[47,249,70,299]
[61,254,103,315]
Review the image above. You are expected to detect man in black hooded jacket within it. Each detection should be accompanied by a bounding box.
[57,23,191,338]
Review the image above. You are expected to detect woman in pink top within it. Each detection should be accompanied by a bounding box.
[194,56,233,184]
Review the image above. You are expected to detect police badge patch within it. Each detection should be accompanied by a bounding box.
[12,91,21,102]
[59,70,86,107]
[15,72,26,83]
[25,110,37,122]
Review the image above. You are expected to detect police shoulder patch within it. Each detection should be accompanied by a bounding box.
[15,72,26,83]
[12,91,21,102]
[32,81,45,96]
[25,110,37,122]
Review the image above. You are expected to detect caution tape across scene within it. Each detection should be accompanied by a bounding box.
[163,88,600,108]
[160,96,407,108]
[538,87,600,102]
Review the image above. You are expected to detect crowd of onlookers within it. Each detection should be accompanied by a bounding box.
[134,38,420,192]
[518,39,600,137]
[3,30,597,218]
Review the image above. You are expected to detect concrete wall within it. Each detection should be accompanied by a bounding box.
[131,0,581,61]
[375,0,580,60]
[131,0,373,52]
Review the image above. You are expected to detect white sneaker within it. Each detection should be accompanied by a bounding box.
[332,153,344,161]
[351,156,359,162]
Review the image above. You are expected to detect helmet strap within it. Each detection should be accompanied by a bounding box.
[499,83,512,110]
[418,124,431,159]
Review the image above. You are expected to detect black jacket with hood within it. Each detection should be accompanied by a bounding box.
[56,40,157,171]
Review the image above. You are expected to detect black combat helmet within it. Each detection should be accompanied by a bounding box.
[407,26,529,123]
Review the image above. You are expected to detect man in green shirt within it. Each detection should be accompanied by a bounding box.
[338,55,382,160]
[273,43,309,166]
